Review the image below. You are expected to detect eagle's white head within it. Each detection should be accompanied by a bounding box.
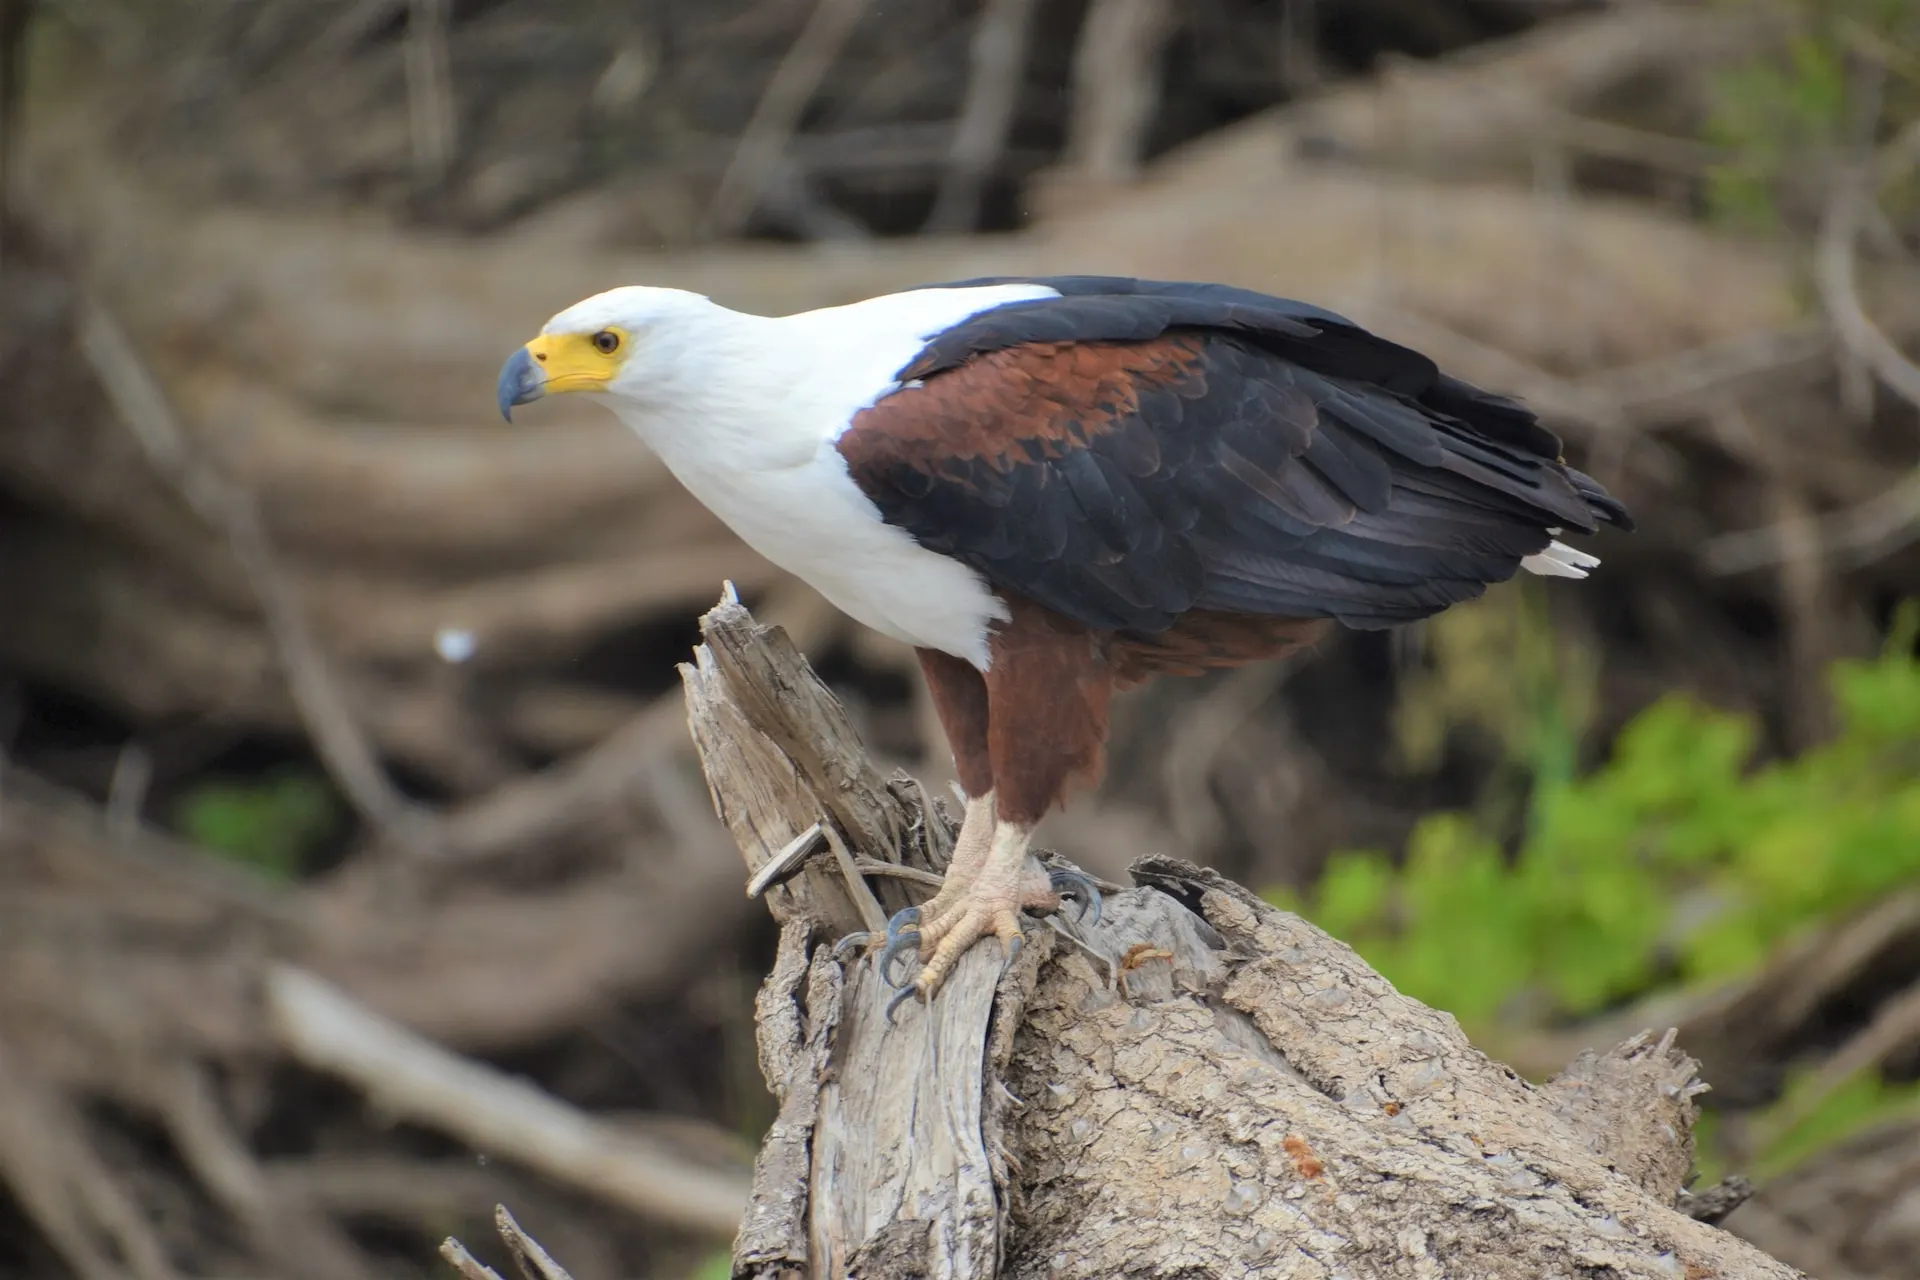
[497,283,830,470]
[497,277,1061,474]
[497,286,755,418]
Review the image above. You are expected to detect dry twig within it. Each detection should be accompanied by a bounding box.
[73,296,431,848]
[265,965,748,1238]
[1704,172,1920,574]
[703,0,867,238]
[1060,0,1175,185]
[926,0,1040,234]
[443,1206,579,1280]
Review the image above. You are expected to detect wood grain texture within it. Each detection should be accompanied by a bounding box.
[681,593,1806,1280]
[680,591,1014,1279]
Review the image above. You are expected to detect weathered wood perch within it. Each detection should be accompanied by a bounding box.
[447,591,1802,1279]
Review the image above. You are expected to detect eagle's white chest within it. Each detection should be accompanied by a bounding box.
[663,449,1009,669]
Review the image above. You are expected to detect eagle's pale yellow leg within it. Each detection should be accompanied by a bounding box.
[912,791,997,920]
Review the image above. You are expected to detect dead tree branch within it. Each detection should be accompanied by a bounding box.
[926,0,1040,234]
[73,295,431,847]
[1060,0,1175,186]
[265,965,748,1239]
[703,0,868,238]
[443,1206,578,1280]
[1704,170,1920,575]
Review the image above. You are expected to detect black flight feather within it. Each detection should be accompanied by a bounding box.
[838,275,1632,635]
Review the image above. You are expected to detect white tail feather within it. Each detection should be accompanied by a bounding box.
[1521,539,1600,579]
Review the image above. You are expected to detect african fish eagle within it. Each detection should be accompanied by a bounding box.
[497,275,1632,1012]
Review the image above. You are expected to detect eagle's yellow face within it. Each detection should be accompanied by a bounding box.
[496,323,633,418]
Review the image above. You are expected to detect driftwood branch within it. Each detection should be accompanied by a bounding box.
[443,1206,577,1280]
[1059,0,1175,186]
[702,0,868,238]
[654,594,1808,1278]
[265,965,748,1238]
[926,0,1040,234]
[73,293,428,845]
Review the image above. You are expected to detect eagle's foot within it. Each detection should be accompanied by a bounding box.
[884,821,1086,1018]
[831,930,875,962]
[886,881,1035,1021]
[877,905,922,988]
[840,866,1100,1023]
[1045,867,1104,928]
[895,868,1096,989]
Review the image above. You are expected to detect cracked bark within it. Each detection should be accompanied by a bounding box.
[679,595,1803,1280]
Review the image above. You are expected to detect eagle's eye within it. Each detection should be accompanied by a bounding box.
[592,330,621,355]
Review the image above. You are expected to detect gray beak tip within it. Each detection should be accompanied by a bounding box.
[496,347,543,422]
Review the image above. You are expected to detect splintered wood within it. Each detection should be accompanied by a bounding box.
[675,593,1806,1280]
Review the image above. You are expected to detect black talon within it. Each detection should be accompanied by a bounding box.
[1048,869,1104,928]
[879,928,922,988]
[1003,933,1023,971]
[886,982,921,1023]
[876,905,923,987]
[831,931,872,962]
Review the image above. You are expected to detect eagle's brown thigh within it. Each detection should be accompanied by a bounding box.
[916,648,992,799]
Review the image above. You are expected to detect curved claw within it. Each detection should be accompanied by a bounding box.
[831,931,873,962]
[1003,932,1023,971]
[879,927,922,988]
[1048,868,1104,928]
[886,982,921,1024]
[875,905,924,987]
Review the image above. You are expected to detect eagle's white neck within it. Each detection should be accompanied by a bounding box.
[600,305,806,472]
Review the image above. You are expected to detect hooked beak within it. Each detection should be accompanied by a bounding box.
[496,346,546,422]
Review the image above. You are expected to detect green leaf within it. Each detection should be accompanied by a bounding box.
[1267,601,1920,1157]
[172,768,340,880]
[1756,1070,1920,1180]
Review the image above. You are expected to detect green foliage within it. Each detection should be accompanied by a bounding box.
[1393,582,1596,788]
[1757,1068,1920,1180]
[171,767,340,880]
[1273,604,1920,1172]
[1276,603,1920,1023]
[1701,0,1920,230]
[689,1249,735,1280]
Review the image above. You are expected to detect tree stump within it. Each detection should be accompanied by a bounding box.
[669,593,1801,1280]
[451,590,1801,1279]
